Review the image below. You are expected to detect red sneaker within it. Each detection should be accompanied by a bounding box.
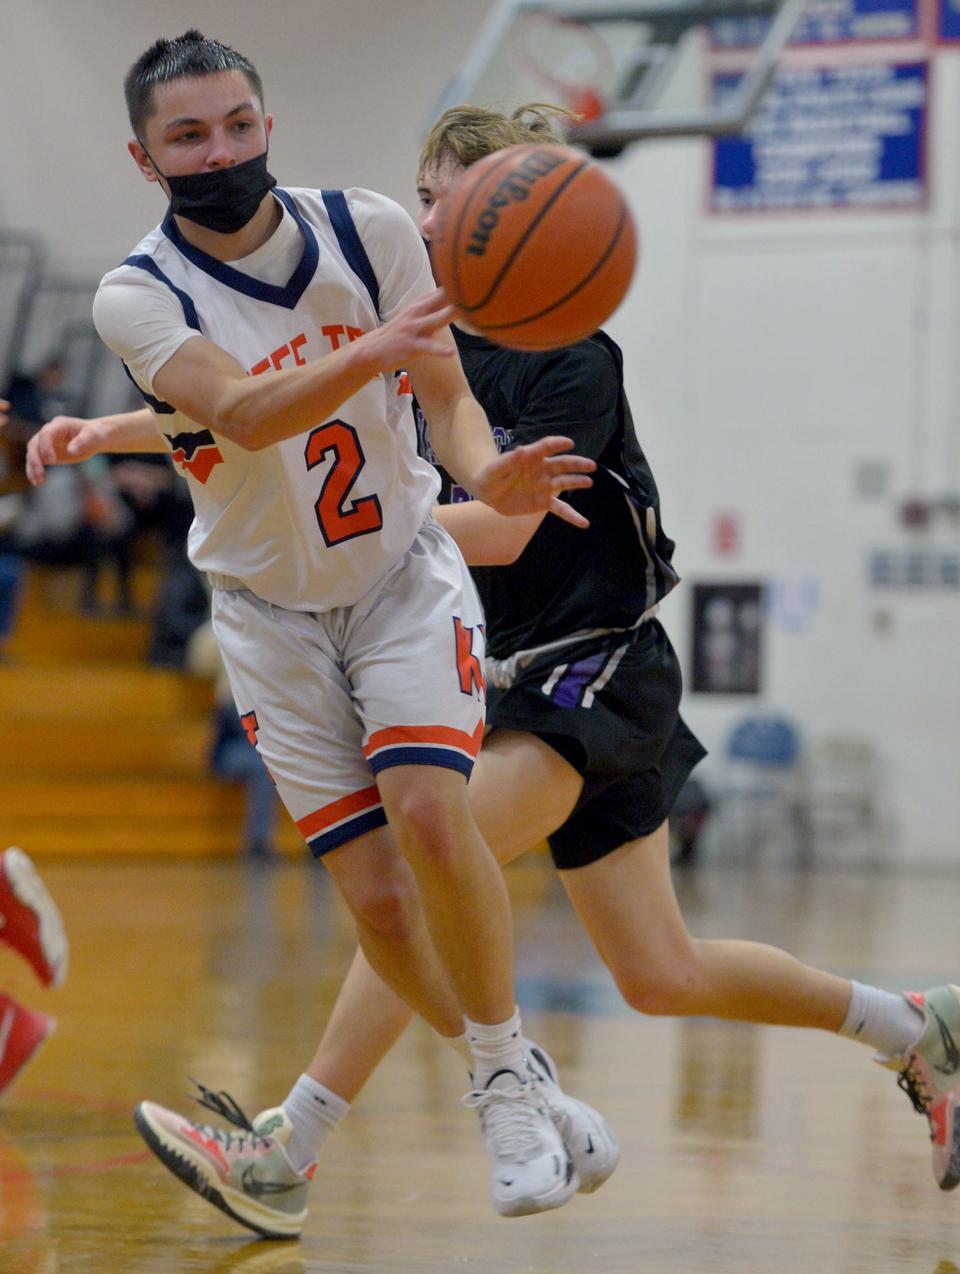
[0,848,68,988]
[0,994,54,1097]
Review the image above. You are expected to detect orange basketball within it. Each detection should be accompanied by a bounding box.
[431,143,637,352]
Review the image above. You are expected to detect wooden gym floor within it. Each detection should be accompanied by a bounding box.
[0,854,958,1273]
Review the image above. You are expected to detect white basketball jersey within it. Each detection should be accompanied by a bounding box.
[94,188,440,611]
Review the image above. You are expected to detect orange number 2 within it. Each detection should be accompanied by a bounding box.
[305,420,384,547]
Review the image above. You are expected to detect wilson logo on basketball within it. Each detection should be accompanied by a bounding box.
[432,142,636,351]
[465,150,567,257]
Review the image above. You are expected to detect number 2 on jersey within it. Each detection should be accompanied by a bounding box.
[305,420,384,546]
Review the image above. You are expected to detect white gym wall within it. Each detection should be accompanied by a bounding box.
[4,0,958,863]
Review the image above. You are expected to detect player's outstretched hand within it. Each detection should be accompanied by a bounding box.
[25,416,104,486]
[0,399,9,428]
[474,435,595,529]
[364,289,458,372]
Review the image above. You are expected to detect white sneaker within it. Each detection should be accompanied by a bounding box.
[463,1068,579,1217]
[524,1039,620,1193]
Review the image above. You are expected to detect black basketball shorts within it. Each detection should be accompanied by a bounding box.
[486,619,706,870]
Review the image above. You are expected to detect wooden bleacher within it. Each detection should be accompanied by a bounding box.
[0,566,303,857]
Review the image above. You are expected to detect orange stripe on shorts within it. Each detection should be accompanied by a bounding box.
[362,720,484,759]
[296,785,382,839]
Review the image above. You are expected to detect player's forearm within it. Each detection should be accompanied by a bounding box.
[95,408,166,452]
[213,339,385,451]
[426,394,499,495]
[434,501,543,566]
[154,291,456,451]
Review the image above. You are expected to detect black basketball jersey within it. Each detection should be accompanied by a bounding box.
[415,326,679,661]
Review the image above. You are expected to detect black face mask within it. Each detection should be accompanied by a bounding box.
[151,150,277,234]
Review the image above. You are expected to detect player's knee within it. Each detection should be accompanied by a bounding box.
[387,788,461,872]
[613,959,701,1016]
[356,885,418,944]
[344,875,419,944]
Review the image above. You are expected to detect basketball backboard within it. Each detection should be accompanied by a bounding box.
[429,0,807,155]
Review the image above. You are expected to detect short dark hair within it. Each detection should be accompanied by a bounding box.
[124,29,264,138]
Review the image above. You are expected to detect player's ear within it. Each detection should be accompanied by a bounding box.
[129,139,160,184]
[264,115,273,143]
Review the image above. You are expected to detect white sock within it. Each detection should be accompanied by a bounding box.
[281,1074,350,1172]
[838,981,925,1057]
[464,1009,526,1088]
[443,1031,475,1069]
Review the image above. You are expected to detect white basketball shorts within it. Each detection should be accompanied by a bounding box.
[210,520,487,857]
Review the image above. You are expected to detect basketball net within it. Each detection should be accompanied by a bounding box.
[509,12,610,131]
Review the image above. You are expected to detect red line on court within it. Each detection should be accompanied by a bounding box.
[0,1150,153,1182]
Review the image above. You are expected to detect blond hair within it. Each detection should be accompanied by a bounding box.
[418,102,576,180]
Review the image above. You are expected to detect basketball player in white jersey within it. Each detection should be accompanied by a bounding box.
[33,98,958,1242]
[31,30,608,1230]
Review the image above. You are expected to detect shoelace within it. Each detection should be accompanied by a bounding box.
[523,1059,575,1136]
[189,1078,271,1149]
[897,1061,933,1123]
[462,1082,549,1163]
[898,1068,928,1113]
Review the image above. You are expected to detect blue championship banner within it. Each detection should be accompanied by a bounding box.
[712,0,920,46]
[939,0,960,41]
[711,62,927,212]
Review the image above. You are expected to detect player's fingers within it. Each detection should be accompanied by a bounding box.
[25,442,46,487]
[66,429,93,456]
[523,435,576,456]
[517,436,597,474]
[37,430,60,465]
[543,455,596,475]
[419,305,457,334]
[548,496,590,529]
[551,473,594,492]
[416,338,456,359]
[409,288,454,320]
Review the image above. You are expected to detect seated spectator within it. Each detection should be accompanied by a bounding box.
[3,380,207,651]
[0,397,26,660]
[2,358,136,616]
[109,459,209,668]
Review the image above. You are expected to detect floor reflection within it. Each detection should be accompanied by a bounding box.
[0,1128,53,1274]
[3,857,958,1272]
[674,1019,761,1141]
